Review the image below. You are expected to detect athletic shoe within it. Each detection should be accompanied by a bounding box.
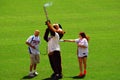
[28,72,34,77]
[57,74,63,79]
[52,74,63,80]
[51,73,56,78]
[78,73,83,77]
[84,70,87,75]
[56,74,63,79]
[33,72,38,76]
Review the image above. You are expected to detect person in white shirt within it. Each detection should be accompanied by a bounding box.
[64,32,89,77]
[26,30,40,77]
[44,20,65,79]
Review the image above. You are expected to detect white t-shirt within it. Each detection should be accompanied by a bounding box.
[26,35,40,54]
[48,32,60,53]
[75,38,88,57]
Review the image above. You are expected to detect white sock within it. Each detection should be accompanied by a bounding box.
[29,71,33,74]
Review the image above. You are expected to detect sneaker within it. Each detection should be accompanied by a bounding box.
[51,73,56,78]
[28,72,34,77]
[52,74,63,80]
[56,74,63,79]
[58,74,63,79]
[78,73,83,77]
[33,72,38,76]
[84,70,87,75]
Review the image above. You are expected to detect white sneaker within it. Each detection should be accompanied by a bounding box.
[28,72,34,77]
[34,72,38,75]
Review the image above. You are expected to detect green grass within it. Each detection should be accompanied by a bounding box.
[0,0,120,80]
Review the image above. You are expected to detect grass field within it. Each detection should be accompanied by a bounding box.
[0,0,120,80]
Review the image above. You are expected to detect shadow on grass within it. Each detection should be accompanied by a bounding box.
[21,75,37,80]
[42,75,86,80]
[42,77,53,80]
[71,75,86,79]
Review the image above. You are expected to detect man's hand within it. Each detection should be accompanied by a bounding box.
[31,45,36,49]
[26,42,36,49]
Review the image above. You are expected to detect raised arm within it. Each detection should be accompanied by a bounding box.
[46,20,65,34]
[46,20,56,32]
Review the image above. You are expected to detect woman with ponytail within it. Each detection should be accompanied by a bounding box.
[64,32,89,77]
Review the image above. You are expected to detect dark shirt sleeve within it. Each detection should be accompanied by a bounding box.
[44,28,50,42]
[49,30,55,36]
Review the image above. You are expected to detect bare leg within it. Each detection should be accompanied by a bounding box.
[83,57,87,74]
[30,55,33,72]
[34,64,37,71]
[78,57,83,75]
[30,64,33,72]
[33,64,39,75]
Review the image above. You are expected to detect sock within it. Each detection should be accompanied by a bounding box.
[29,71,33,74]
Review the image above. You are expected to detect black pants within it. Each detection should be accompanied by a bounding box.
[48,51,62,75]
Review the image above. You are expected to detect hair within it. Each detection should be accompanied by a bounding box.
[53,23,64,39]
[53,24,62,29]
[79,32,89,41]
[58,24,64,39]
[58,24,62,29]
